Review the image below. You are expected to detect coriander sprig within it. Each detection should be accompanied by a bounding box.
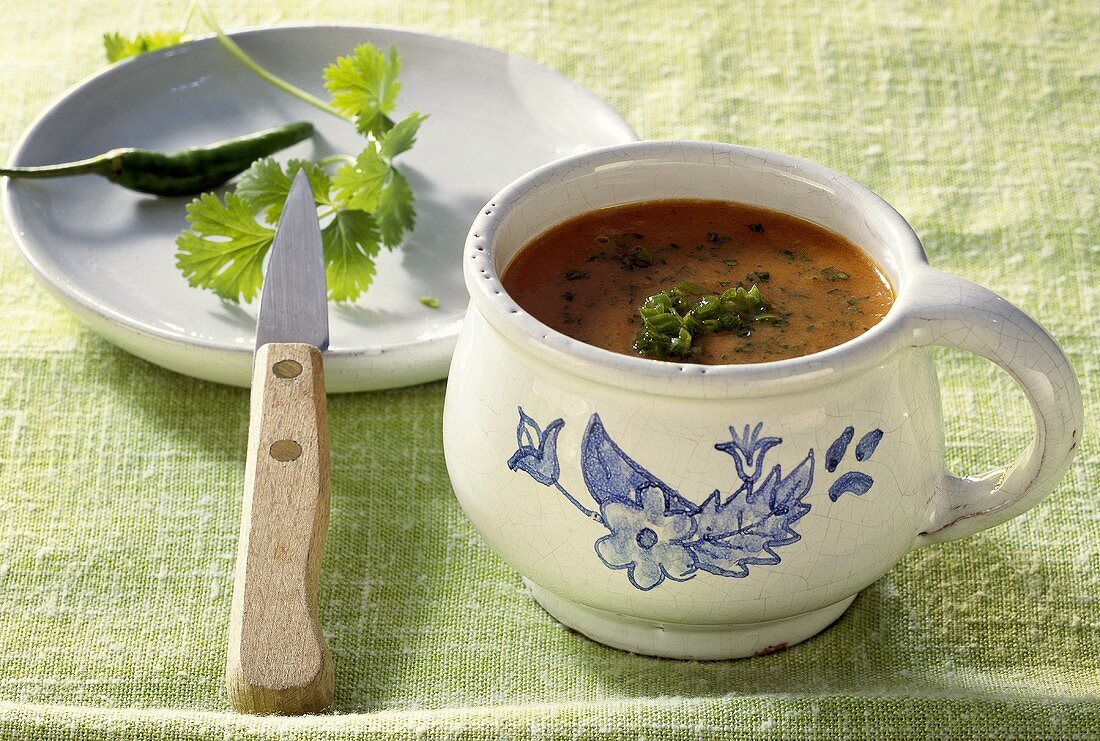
[176,98,425,303]
[103,31,185,62]
[633,281,783,359]
[105,9,428,304]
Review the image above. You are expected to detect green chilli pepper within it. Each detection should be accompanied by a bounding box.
[0,121,313,197]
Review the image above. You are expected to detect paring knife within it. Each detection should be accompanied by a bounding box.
[226,170,334,715]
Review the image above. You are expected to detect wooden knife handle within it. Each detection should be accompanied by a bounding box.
[227,343,334,715]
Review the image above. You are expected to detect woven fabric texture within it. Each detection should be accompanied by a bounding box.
[0,0,1097,738]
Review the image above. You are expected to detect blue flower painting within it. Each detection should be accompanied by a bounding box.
[595,486,698,590]
[507,407,884,590]
[507,409,563,486]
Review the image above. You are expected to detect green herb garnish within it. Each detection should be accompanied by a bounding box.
[174,44,426,303]
[419,295,440,309]
[621,247,655,269]
[107,7,426,304]
[632,281,776,359]
[103,31,184,62]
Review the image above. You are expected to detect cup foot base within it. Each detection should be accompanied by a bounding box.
[525,580,856,659]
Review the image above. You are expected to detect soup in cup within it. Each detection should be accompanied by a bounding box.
[442,141,1082,659]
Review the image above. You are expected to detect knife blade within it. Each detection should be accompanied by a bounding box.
[226,170,334,715]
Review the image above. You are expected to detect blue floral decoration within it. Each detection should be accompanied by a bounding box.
[507,409,564,486]
[595,485,697,590]
[507,406,885,590]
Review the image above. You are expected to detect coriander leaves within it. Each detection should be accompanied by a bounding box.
[234,159,334,223]
[633,281,782,359]
[104,12,427,304]
[174,43,427,303]
[322,209,381,303]
[324,44,403,137]
[102,31,185,62]
[175,193,274,303]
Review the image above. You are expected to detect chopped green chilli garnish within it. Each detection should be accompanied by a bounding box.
[632,281,776,359]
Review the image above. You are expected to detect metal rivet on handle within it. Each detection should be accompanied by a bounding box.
[272,359,303,379]
[270,439,302,462]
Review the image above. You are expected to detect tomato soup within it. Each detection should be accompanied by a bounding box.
[501,200,893,364]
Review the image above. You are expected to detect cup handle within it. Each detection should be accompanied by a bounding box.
[905,268,1083,544]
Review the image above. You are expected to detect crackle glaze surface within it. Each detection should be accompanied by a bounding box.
[443,141,1083,658]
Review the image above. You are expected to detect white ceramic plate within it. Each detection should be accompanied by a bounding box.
[3,25,636,392]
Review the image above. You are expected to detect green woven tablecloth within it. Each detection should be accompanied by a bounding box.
[1,1,1097,738]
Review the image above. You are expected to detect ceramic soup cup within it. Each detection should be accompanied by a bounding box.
[442,141,1082,660]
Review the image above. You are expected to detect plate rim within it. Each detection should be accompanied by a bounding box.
[2,22,638,368]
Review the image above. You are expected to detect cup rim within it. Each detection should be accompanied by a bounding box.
[464,140,932,396]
